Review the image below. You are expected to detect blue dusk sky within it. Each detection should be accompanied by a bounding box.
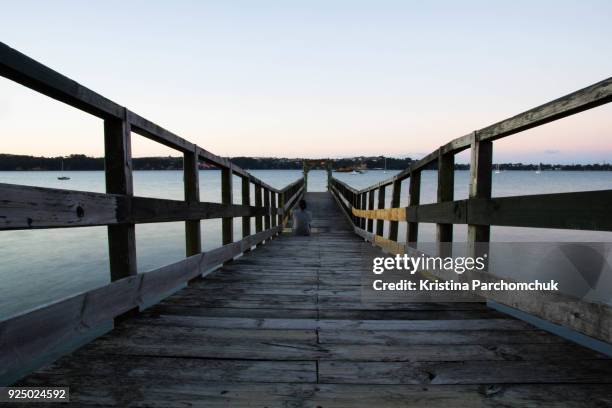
[1,0,611,163]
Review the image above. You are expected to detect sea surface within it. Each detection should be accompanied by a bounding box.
[1,169,612,319]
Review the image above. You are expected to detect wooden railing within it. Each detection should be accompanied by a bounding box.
[0,43,305,379]
[330,76,612,343]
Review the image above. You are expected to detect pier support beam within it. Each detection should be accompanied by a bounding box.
[437,148,454,257]
[388,179,401,241]
[367,190,375,232]
[104,111,137,282]
[184,148,201,257]
[468,133,492,259]
[221,165,234,246]
[376,186,386,236]
[407,170,421,246]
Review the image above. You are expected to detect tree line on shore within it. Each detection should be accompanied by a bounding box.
[1,154,610,171]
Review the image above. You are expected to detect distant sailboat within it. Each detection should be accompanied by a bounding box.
[57,159,70,180]
[495,163,501,174]
[535,163,542,174]
[383,157,387,174]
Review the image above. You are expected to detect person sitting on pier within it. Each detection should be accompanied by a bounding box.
[292,199,312,236]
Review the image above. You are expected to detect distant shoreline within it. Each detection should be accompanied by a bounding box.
[1,154,611,171]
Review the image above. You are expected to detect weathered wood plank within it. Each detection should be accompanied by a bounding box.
[388,179,401,240]
[407,170,421,244]
[343,189,612,231]
[318,329,565,345]
[467,135,492,263]
[366,190,375,232]
[12,381,612,408]
[184,149,201,256]
[104,113,137,282]
[11,191,612,404]
[0,227,280,380]
[437,149,454,254]
[468,189,612,230]
[24,356,316,384]
[128,110,195,153]
[0,184,280,230]
[376,185,385,235]
[319,360,612,385]
[264,188,271,231]
[129,315,533,331]
[0,183,119,229]
[254,184,263,232]
[221,165,233,246]
[407,201,466,224]
[80,337,603,362]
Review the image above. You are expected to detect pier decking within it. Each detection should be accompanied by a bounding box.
[18,193,612,406]
[2,43,612,407]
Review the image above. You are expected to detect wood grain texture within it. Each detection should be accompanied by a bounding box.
[0,185,281,231]
[366,190,375,232]
[221,165,233,245]
[254,184,263,233]
[437,150,454,250]
[184,149,201,256]
[407,170,421,244]
[388,179,402,241]
[3,45,612,404]
[0,183,120,229]
[104,114,137,282]
[14,193,612,407]
[341,190,612,232]
[376,185,385,236]
[0,227,280,381]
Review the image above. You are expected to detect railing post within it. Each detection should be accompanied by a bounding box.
[241,176,251,243]
[278,190,285,227]
[264,188,271,233]
[468,132,492,258]
[406,170,421,246]
[255,184,263,233]
[271,192,278,230]
[351,191,357,226]
[376,185,385,236]
[388,179,401,241]
[104,110,137,282]
[221,164,233,246]
[367,190,375,232]
[326,160,332,190]
[437,148,454,257]
[354,191,359,226]
[360,193,367,230]
[184,148,201,257]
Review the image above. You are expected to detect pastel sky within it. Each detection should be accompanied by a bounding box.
[1,0,611,163]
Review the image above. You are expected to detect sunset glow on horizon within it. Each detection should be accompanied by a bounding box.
[1,0,611,163]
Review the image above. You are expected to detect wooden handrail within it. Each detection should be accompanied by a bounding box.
[0,226,282,380]
[345,190,612,231]
[329,76,612,344]
[358,77,612,195]
[0,42,307,377]
[0,42,279,193]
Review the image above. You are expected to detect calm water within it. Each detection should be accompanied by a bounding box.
[1,169,612,319]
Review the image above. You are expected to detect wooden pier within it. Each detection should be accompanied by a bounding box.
[1,42,612,406]
[15,192,612,406]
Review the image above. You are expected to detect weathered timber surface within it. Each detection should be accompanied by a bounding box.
[17,192,612,406]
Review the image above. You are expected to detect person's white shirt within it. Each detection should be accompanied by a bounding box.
[292,208,312,235]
